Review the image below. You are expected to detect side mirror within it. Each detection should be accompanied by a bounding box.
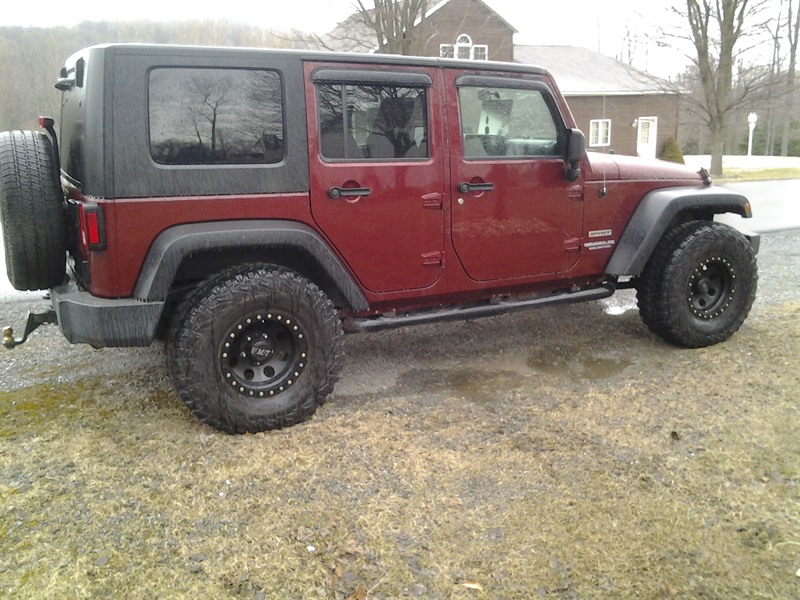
[563,128,585,182]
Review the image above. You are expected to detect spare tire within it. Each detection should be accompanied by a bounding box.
[0,130,67,291]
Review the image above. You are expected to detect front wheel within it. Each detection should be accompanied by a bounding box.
[636,221,757,348]
[167,265,344,433]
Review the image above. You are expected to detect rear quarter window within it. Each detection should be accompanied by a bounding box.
[148,67,284,166]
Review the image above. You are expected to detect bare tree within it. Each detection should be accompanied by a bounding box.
[291,1,432,56]
[353,0,430,55]
[679,0,770,175]
[187,77,231,157]
[0,20,293,132]
[781,0,800,155]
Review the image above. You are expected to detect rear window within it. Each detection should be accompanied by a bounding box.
[148,67,284,166]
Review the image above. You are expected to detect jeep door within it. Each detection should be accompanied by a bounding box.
[305,63,445,294]
[446,71,584,281]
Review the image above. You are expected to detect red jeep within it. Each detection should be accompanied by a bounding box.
[0,44,758,433]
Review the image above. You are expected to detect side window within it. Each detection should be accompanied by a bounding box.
[149,68,284,166]
[457,86,559,159]
[317,83,428,160]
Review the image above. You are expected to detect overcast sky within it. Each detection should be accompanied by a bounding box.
[0,0,759,78]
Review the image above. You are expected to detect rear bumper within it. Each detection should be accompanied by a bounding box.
[51,279,164,348]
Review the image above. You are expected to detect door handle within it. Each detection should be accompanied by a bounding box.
[329,186,371,199]
[458,182,495,193]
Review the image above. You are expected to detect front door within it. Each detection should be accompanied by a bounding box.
[445,70,584,281]
[305,63,444,294]
[637,116,658,159]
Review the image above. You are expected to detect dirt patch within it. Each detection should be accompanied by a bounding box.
[1,291,798,598]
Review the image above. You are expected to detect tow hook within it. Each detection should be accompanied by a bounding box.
[3,311,58,349]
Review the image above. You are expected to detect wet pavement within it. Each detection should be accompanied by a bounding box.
[717,179,800,233]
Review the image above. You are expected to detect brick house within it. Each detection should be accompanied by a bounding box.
[310,0,515,59]
[313,0,679,158]
[419,0,515,62]
[514,45,679,158]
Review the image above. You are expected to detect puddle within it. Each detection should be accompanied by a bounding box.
[382,350,631,403]
[527,346,631,382]
[601,290,638,316]
[397,368,525,403]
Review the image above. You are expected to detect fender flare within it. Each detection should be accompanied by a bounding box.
[605,186,752,276]
[132,220,369,311]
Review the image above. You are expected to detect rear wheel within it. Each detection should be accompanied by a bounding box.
[636,221,757,348]
[0,130,67,290]
[167,264,344,433]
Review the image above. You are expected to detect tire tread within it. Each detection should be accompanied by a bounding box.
[0,130,66,290]
[636,221,757,348]
[167,264,344,433]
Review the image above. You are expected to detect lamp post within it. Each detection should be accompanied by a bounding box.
[747,112,758,156]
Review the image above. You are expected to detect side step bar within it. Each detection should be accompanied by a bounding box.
[343,284,615,334]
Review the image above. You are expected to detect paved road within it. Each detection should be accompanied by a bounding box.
[717,179,800,233]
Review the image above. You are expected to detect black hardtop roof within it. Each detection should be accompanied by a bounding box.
[72,43,550,77]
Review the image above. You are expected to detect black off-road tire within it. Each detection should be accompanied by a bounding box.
[636,221,757,348]
[167,264,344,434]
[0,130,67,290]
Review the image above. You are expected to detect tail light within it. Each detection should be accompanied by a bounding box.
[79,203,106,251]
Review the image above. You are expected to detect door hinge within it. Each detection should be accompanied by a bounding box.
[567,185,584,202]
[422,250,444,266]
[422,192,443,209]
[564,237,581,253]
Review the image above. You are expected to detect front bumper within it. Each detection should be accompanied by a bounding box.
[51,278,164,348]
[744,231,761,255]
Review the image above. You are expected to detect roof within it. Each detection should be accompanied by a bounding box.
[514,45,671,96]
[83,42,548,75]
[425,0,518,32]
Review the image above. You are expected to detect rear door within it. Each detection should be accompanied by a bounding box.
[445,71,585,281]
[305,62,445,294]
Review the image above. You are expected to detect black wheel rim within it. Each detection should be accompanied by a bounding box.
[687,256,736,320]
[219,311,308,398]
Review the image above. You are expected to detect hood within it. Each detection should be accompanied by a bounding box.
[585,152,704,184]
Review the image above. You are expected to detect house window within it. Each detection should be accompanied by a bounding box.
[638,119,653,144]
[439,33,489,61]
[589,119,611,147]
[455,34,472,59]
